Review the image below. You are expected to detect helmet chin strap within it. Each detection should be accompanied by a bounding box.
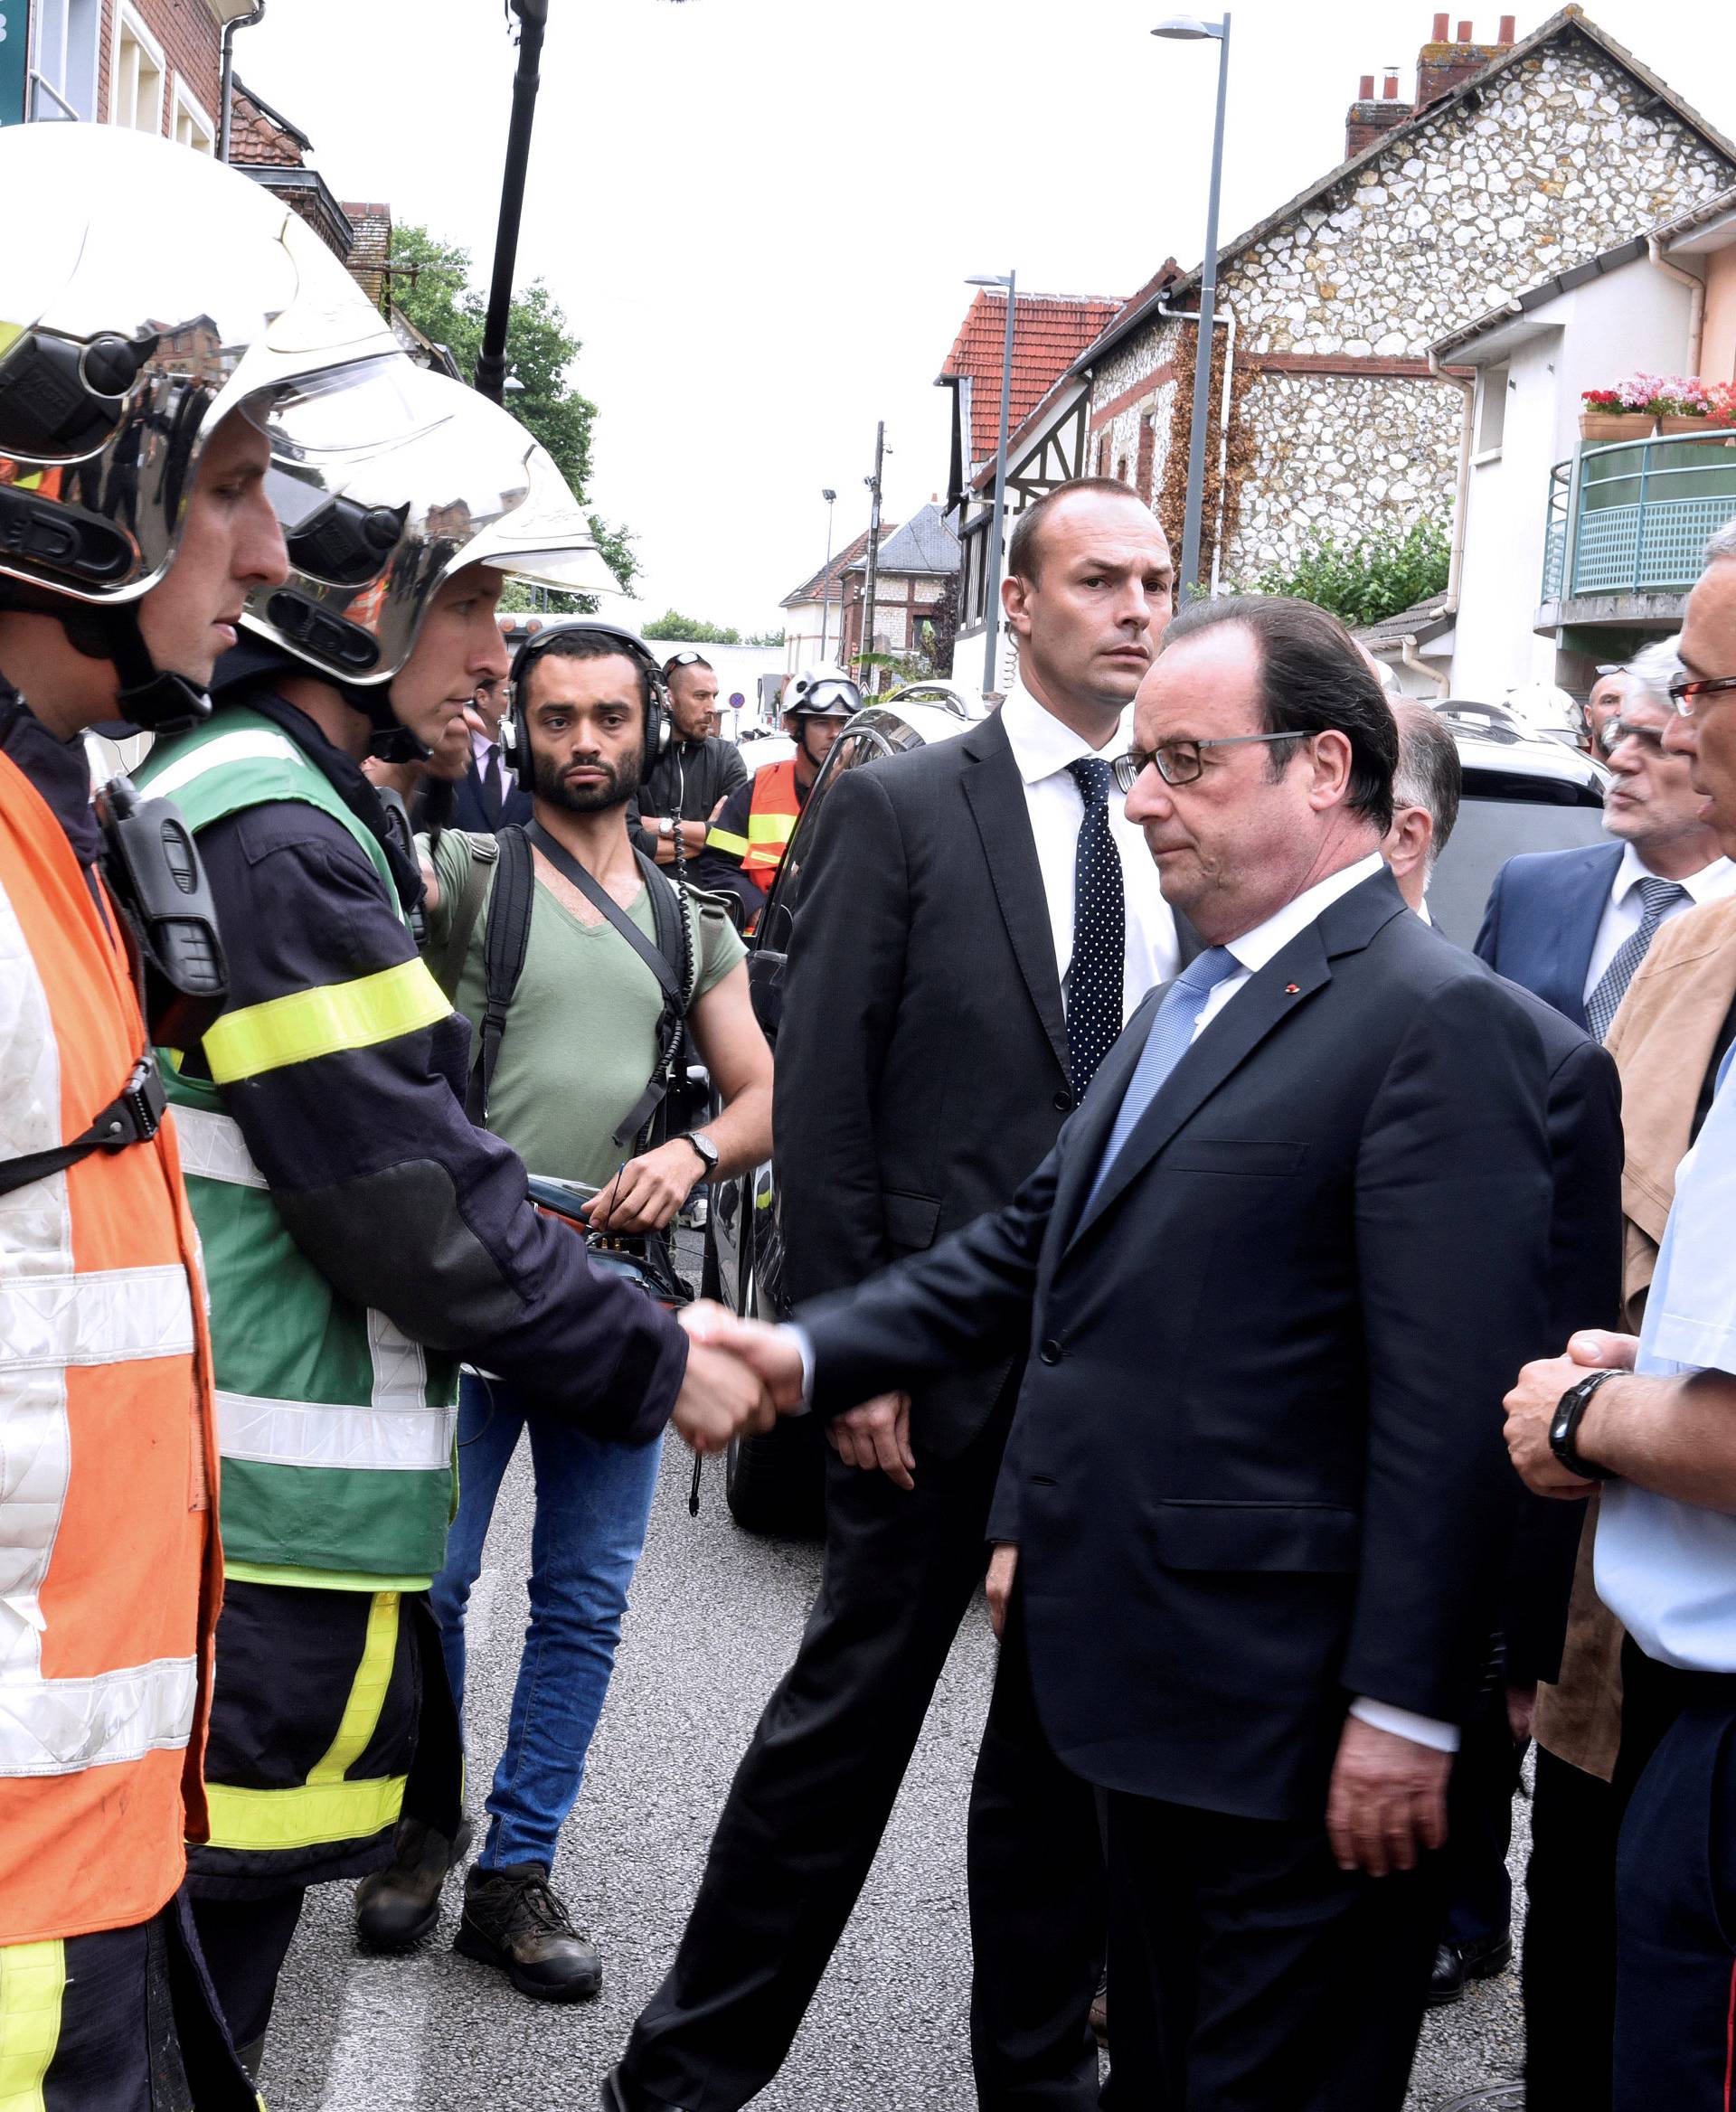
[2,587,212,737]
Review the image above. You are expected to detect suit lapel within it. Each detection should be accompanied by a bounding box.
[1552,843,1623,1026]
[1063,871,1407,1250]
[960,715,1071,1082]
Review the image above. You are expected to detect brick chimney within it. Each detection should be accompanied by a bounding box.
[1345,63,1415,157]
[1415,14,1517,112]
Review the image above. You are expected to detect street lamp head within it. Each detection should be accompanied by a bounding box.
[1152,15,1223,38]
[821,488,836,503]
[965,271,1013,288]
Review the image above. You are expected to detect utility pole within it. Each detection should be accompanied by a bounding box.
[476,0,548,404]
[860,422,885,695]
[817,488,837,662]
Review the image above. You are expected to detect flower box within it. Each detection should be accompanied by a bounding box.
[1580,411,1656,441]
[1659,413,1711,435]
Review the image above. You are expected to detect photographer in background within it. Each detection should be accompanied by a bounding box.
[410,624,771,2003]
[627,651,747,866]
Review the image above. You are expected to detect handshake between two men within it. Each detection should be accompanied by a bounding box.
[668,1300,917,1484]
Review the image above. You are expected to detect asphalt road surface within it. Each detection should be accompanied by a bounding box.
[264,1301,1532,2110]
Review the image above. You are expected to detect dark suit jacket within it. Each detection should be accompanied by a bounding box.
[1480,968,1624,1683]
[776,709,1185,1459]
[800,871,1554,1821]
[1474,840,1623,1032]
[449,749,532,834]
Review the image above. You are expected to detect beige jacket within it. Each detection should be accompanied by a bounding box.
[1534,897,1736,1777]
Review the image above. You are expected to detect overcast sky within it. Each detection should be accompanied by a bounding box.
[243,0,1736,637]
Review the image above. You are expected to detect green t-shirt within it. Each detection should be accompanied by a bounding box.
[425,829,745,1186]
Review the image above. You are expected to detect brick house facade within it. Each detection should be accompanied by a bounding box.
[6,0,255,140]
[1080,6,1736,589]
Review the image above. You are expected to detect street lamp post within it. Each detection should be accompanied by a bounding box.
[1153,13,1231,597]
[818,488,837,662]
[477,0,549,404]
[967,269,1017,695]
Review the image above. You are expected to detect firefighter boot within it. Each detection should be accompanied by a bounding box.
[354,1814,473,1951]
[454,1863,602,2002]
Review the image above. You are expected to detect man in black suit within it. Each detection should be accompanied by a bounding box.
[608,479,1183,2112]
[694,597,1555,2108]
[1385,702,1624,2006]
[448,672,533,832]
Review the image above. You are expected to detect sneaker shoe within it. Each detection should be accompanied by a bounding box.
[454,1862,602,2002]
[354,1815,473,1952]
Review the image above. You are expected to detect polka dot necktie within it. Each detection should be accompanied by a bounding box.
[1064,757,1126,1099]
[1582,875,1690,1043]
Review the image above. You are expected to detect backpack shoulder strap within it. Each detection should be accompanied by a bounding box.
[467,825,533,1125]
[436,830,499,1003]
[636,850,698,1009]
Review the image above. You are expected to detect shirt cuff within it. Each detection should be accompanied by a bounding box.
[784,1324,815,1416]
[1348,1698,1460,1753]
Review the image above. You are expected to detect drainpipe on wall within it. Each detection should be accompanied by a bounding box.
[1154,302,1238,591]
[219,4,267,164]
[1646,234,1707,375]
[1428,346,1476,612]
[1400,634,1450,696]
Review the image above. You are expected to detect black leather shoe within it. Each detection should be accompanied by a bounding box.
[1428,1941,1467,2006]
[354,1815,473,1951]
[599,2067,693,2112]
[455,1862,601,2002]
[1428,1927,1513,2007]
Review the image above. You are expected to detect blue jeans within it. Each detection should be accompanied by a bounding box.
[429,1370,663,1872]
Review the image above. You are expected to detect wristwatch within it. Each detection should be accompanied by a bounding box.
[659,816,675,841]
[1548,1369,1621,1482]
[676,1130,719,1179]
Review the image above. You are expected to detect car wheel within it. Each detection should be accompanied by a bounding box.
[722,1268,826,1539]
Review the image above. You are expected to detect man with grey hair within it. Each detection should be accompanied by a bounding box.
[1503,518,1736,2105]
[1384,701,1623,2020]
[1477,632,1734,1036]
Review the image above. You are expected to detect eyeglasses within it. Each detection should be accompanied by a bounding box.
[1667,672,1736,719]
[663,651,708,674]
[1109,730,1313,793]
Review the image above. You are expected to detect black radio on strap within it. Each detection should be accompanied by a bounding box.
[0,1058,167,1198]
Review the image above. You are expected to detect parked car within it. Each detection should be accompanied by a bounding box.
[707,689,1609,1536]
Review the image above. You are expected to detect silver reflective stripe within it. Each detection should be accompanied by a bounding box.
[216,1391,458,1472]
[169,1104,268,1189]
[0,892,198,1777]
[0,1657,196,1777]
[141,728,302,803]
[0,1265,195,1372]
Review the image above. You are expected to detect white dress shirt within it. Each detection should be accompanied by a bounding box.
[1184,851,1457,1752]
[998,675,1180,1023]
[1580,842,1736,1001]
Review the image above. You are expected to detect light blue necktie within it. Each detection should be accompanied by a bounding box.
[1086,946,1241,1209]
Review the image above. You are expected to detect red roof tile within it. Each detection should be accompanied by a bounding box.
[780,523,894,610]
[938,292,1125,472]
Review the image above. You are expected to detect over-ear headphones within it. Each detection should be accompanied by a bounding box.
[499,618,670,793]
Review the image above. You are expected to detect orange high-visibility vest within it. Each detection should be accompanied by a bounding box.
[741,759,801,887]
[0,747,223,1947]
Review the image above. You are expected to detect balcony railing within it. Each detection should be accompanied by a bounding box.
[1543,429,1736,608]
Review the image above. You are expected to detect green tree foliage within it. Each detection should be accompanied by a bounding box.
[642,609,743,644]
[1250,519,1450,629]
[744,627,787,649]
[388,223,636,604]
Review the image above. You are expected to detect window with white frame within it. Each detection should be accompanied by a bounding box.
[108,4,165,134]
[170,79,215,154]
[29,0,101,120]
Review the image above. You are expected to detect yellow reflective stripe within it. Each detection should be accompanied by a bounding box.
[203,959,451,1084]
[203,1772,407,1853]
[308,1592,400,1785]
[225,1560,432,1593]
[704,827,750,857]
[0,1939,65,2111]
[745,813,796,845]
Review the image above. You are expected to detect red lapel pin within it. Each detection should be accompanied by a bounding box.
[1285,984,1300,995]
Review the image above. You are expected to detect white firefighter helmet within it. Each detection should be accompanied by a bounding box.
[784,665,861,719]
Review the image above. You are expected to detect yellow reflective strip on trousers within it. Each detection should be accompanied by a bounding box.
[704,827,750,857]
[745,813,796,845]
[307,1592,399,1785]
[203,1773,408,1853]
[0,1940,65,2111]
[204,1590,405,1852]
[202,959,451,1084]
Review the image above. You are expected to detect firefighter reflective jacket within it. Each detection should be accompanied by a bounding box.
[711,757,800,889]
[135,707,460,1585]
[0,734,222,1947]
